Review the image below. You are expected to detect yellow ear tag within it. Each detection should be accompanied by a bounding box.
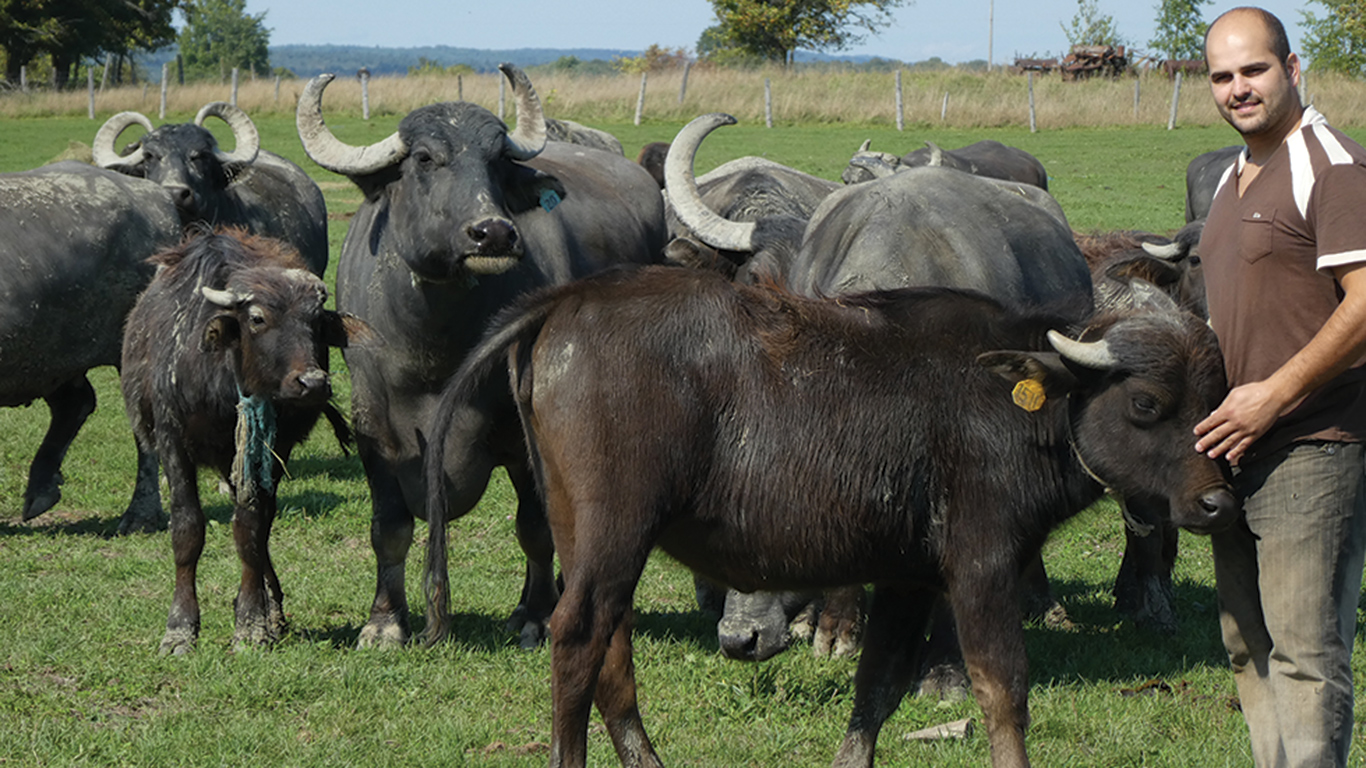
[1012,379,1046,412]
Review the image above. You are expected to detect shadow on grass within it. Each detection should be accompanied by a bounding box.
[285,453,364,483]
[1026,576,1229,686]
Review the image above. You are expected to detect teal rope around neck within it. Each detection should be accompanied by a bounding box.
[232,388,278,501]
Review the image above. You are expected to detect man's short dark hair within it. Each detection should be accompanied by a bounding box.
[1204,7,1292,65]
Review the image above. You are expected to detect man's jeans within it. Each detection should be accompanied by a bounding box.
[1213,441,1366,767]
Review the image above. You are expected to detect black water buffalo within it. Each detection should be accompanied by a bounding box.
[296,63,667,648]
[120,229,370,654]
[546,117,624,155]
[842,138,1049,189]
[662,144,839,280]
[0,161,181,529]
[669,113,1092,666]
[1184,145,1241,223]
[93,102,328,276]
[425,265,1239,768]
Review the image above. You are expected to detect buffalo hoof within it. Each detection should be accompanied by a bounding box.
[505,605,551,649]
[21,473,62,521]
[117,502,168,535]
[917,662,971,702]
[1115,577,1178,634]
[357,619,409,649]
[159,628,197,656]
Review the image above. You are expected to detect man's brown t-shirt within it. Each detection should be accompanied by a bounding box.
[1200,107,1366,462]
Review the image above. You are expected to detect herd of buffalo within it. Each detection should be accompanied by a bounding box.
[0,63,1248,767]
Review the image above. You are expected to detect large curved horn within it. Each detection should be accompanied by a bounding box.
[857,139,872,152]
[1048,330,1117,370]
[663,113,755,253]
[201,285,249,307]
[194,101,260,166]
[1141,240,1183,261]
[296,73,407,176]
[497,63,547,161]
[92,111,154,168]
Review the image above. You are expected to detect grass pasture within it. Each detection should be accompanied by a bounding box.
[1,112,1365,767]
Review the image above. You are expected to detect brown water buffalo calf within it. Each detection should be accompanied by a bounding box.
[425,266,1240,768]
[121,229,371,654]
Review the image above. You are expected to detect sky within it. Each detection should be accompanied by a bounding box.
[245,0,1314,66]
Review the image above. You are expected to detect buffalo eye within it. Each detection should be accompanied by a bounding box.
[247,305,268,332]
[1187,255,1201,266]
[411,148,435,168]
[1129,392,1161,423]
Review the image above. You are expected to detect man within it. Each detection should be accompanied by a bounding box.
[1194,7,1366,766]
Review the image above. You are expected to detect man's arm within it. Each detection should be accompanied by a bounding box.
[1195,263,1366,465]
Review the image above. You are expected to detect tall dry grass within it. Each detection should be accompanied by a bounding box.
[2,66,1363,129]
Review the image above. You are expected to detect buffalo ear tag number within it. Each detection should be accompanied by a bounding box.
[540,189,561,212]
[1012,379,1046,412]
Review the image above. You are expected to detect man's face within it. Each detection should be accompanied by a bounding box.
[1206,15,1301,140]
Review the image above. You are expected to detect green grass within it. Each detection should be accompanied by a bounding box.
[1,115,1364,766]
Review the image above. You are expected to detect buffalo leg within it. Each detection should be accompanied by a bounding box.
[160,446,205,655]
[504,461,559,648]
[231,490,283,648]
[547,508,658,768]
[119,442,168,534]
[917,596,971,701]
[22,376,95,521]
[357,435,414,648]
[813,585,867,658]
[950,570,1032,768]
[1112,497,1179,633]
[832,585,935,768]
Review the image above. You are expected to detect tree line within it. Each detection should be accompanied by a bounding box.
[0,0,269,88]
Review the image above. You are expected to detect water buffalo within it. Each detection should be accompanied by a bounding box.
[93,102,328,276]
[120,229,371,654]
[668,115,1089,305]
[842,138,1049,189]
[296,63,667,648]
[0,161,181,530]
[669,113,1093,667]
[1184,145,1241,223]
[425,265,1239,768]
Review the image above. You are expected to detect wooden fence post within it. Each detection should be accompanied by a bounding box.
[100,54,111,93]
[498,75,506,120]
[1027,72,1037,133]
[457,74,463,102]
[895,70,904,131]
[88,69,95,119]
[1167,71,1182,130]
[941,91,950,122]
[634,72,647,126]
[765,77,773,128]
[678,61,691,104]
[360,68,371,120]
[231,67,239,107]
[176,54,184,86]
[160,63,169,119]
[1133,78,1140,120]
[274,75,280,103]
[19,65,25,92]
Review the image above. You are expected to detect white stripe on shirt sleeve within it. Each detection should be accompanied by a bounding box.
[1318,249,1366,274]
[1288,130,1315,220]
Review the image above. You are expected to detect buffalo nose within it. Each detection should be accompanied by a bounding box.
[718,628,761,662]
[466,218,517,254]
[1196,487,1241,532]
[293,368,330,400]
[167,185,194,210]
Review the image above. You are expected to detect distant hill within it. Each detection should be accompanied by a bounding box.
[135,44,911,81]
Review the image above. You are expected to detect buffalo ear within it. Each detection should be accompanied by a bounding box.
[202,314,240,352]
[321,310,381,349]
[978,350,1078,403]
[1106,256,1181,288]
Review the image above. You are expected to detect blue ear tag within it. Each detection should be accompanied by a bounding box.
[540,188,561,212]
